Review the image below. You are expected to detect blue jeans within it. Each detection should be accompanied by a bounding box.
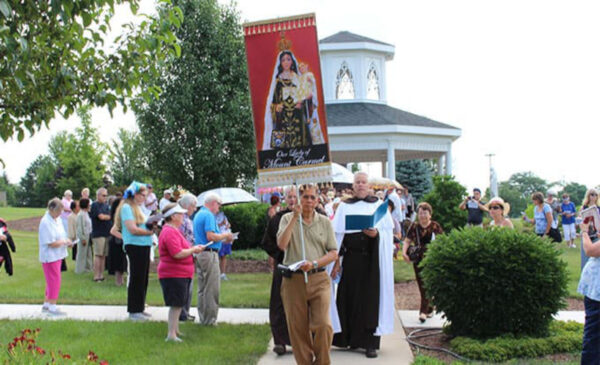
[583,296,600,364]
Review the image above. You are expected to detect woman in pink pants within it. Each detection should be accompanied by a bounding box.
[39,197,73,316]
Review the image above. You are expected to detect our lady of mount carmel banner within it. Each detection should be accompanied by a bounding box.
[243,13,332,187]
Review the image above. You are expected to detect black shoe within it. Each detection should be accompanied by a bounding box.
[187,315,195,321]
[273,344,286,355]
[366,348,378,358]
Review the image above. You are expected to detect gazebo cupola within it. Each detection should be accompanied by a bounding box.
[319,31,395,104]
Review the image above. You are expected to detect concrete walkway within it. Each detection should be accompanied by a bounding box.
[258,311,413,365]
[0,304,269,324]
[398,310,586,329]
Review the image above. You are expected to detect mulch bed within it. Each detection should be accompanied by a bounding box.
[226,259,271,273]
[7,217,40,232]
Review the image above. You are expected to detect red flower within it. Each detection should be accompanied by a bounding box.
[35,346,46,355]
[87,350,98,361]
[99,361,109,365]
[62,353,71,359]
[21,329,32,335]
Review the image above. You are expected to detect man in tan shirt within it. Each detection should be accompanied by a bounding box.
[277,184,338,365]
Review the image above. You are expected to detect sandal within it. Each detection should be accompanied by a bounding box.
[419,313,427,323]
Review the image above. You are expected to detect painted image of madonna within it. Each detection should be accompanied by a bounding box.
[262,50,325,150]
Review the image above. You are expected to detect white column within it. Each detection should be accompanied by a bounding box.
[387,142,396,180]
[446,147,452,175]
[437,155,444,175]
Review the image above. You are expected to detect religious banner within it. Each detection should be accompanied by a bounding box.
[243,13,332,187]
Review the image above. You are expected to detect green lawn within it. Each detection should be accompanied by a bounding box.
[1,230,271,308]
[0,320,270,364]
[0,206,45,221]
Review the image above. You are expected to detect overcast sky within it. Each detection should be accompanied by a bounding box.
[1,0,598,193]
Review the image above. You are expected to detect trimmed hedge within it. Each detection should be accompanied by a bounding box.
[450,321,582,362]
[421,228,569,337]
[222,203,269,250]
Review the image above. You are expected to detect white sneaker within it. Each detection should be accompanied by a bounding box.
[41,306,49,313]
[165,336,183,343]
[129,313,149,321]
[220,274,229,281]
[47,308,66,316]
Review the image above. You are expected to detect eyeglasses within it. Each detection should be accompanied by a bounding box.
[101,194,108,197]
[302,195,317,200]
[490,206,502,210]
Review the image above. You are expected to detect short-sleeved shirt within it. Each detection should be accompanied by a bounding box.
[193,207,221,250]
[158,224,194,279]
[90,201,112,237]
[120,203,152,246]
[466,199,486,225]
[145,192,158,212]
[179,214,195,245]
[277,211,337,265]
[38,212,68,263]
[406,221,444,248]
[561,202,576,225]
[534,203,552,234]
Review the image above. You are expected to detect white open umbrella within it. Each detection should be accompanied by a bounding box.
[196,187,259,207]
[331,162,354,184]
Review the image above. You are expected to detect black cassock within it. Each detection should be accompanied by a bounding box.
[333,199,381,350]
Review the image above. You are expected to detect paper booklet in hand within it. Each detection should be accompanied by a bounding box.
[581,207,600,232]
[345,199,389,230]
[287,260,306,272]
[201,241,217,249]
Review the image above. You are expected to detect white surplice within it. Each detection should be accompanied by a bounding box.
[330,199,395,336]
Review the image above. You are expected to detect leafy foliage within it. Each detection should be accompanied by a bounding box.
[0,172,17,206]
[51,107,107,197]
[0,0,182,141]
[136,0,256,193]
[505,172,548,200]
[108,128,150,187]
[498,181,528,218]
[421,175,467,232]
[395,159,433,202]
[560,182,588,207]
[222,203,269,250]
[421,228,569,338]
[450,321,582,362]
[16,155,61,207]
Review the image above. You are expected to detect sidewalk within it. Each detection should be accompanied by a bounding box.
[0,304,269,324]
[258,310,413,365]
[398,310,586,329]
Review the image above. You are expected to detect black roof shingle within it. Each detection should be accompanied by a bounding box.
[320,31,392,47]
[325,102,460,130]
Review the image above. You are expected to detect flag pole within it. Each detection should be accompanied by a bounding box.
[295,181,308,284]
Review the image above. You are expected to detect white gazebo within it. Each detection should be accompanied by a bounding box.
[319,31,461,178]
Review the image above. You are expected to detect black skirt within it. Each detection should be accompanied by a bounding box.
[108,236,127,273]
[160,278,191,307]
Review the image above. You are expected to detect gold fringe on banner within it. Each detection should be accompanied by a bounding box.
[243,13,316,36]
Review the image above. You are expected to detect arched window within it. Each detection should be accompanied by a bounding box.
[366,63,380,100]
[335,62,355,100]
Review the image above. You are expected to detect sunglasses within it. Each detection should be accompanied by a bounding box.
[490,205,502,210]
[302,195,317,200]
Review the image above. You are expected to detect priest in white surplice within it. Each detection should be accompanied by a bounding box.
[329,172,395,359]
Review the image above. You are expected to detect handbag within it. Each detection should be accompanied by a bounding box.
[276,263,293,278]
[407,224,425,262]
[548,227,562,243]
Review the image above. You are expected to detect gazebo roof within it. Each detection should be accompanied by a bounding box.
[325,102,460,130]
[320,31,392,47]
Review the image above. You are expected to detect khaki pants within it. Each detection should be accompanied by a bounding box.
[75,240,93,274]
[281,271,333,365]
[195,251,220,325]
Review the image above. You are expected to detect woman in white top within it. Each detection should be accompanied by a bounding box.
[39,197,73,316]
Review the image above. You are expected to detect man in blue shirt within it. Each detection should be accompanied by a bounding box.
[193,193,233,325]
[561,193,577,249]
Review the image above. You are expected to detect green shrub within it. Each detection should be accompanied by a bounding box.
[450,321,582,362]
[229,249,268,261]
[421,175,468,233]
[222,203,269,250]
[421,228,569,337]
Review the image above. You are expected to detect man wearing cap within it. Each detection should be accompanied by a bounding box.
[159,189,173,212]
[193,193,233,325]
[459,188,488,227]
[145,184,158,214]
[277,184,338,365]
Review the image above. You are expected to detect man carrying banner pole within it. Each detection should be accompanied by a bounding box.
[277,184,338,365]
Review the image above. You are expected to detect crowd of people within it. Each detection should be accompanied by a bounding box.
[23,175,600,363]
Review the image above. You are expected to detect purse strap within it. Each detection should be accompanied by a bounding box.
[414,223,421,247]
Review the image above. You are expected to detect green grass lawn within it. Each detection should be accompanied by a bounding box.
[0,320,270,364]
[1,230,271,308]
[0,206,46,221]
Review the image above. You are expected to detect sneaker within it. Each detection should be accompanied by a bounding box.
[419,313,427,323]
[47,308,66,316]
[41,306,49,313]
[141,311,152,318]
[220,273,229,281]
[129,313,149,321]
[165,336,183,343]
[365,348,378,358]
